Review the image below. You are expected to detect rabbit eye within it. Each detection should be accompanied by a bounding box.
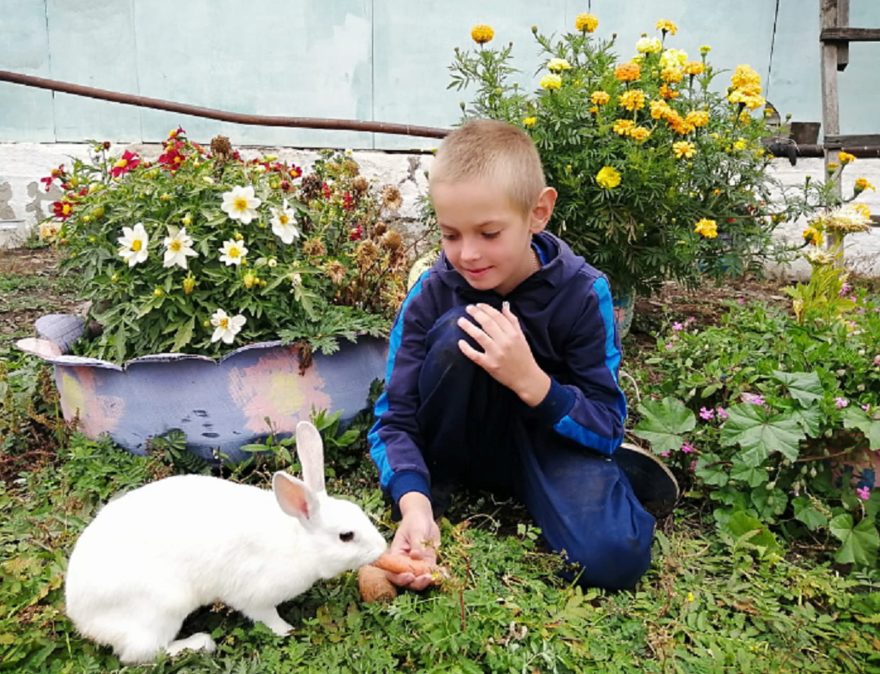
[339,531,355,542]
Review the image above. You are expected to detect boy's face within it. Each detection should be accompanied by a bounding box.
[431,178,556,296]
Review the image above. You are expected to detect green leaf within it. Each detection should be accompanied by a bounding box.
[631,397,696,453]
[720,404,805,466]
[843,407,880,450]
[792,496,828,531]
[789,406,822,437]
[729,462,767,488]
[694,454,729,487]
[771,370,823,407]
[170,317,195,352]
[829,514,880,567]
[723,510,781,558]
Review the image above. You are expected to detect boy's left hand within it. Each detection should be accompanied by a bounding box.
[457,302,551,407]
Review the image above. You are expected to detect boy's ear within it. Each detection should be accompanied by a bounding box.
[529,187,558,233]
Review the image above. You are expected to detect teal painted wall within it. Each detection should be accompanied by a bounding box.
[1,0,877,149]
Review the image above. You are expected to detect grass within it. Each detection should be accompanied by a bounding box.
[2,248,879,673]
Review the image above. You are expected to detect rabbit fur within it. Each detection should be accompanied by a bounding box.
[64,421,387,664]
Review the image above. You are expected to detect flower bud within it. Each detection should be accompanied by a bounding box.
[153,288,164,298]
[182,276,196,295]
[181,214,192,226]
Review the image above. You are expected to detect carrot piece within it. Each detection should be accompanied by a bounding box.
[371,552,436,577]
[358,565,398,603]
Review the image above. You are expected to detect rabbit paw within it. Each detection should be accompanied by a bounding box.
[166,632,216,658]
[245,607,294,636]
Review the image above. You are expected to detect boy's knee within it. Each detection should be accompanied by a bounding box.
[563,526,653,590]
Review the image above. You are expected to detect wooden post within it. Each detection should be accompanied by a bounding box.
[820,0,843,253]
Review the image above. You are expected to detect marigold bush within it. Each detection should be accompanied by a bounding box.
[40,130,412,362]
[449,16,795,298]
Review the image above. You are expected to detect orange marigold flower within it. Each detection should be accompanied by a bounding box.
[659,83,679,100]
[650,100,673,120]
[684,61,705,76]
[855,177,876,193]
[731,64,761,90]
[802,226,824,247]
[673,141,697,159]
[470,24,494,44]
[591,91,611,105]
[629,127,651,143]
[838,151,856,165]
[685,110,710,127]
[614,62,641,82]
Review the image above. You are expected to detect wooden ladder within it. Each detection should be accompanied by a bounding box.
[820,0,880,222]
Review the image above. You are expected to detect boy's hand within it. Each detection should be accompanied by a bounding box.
[457,302,551,407]
[388,492,441,591]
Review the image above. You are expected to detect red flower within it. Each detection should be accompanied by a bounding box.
[52,200,74,220]
[168,126,186,139]
[158,141,186,171]
[288,165,302,179]
[349,225,363,241]
[280,180,291,192]
[342,191,355,211]
[321,182,332,200]
[40,165,66,192]
[110,150,141,178]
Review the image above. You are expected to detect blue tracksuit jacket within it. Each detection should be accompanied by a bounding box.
[368,231,627,505]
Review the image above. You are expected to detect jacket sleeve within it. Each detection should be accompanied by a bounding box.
[368,273,437,504]
[526,275,627,455]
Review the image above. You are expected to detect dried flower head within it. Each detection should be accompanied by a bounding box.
[302,237,327,257]
[210,135,233,162]
[381,185,403,211]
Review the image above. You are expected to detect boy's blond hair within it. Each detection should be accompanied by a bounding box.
[430,119,546,216]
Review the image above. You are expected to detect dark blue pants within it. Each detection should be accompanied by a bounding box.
[416,307,654,590]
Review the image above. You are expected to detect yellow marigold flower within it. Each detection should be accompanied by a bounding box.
[619,89,646,111]
[547,57,572,72]
[650,100,672,120]
[659,83,680,100]
[685,110,710,127]
[694,218,718,238]
[629,127,651,143]
[575,13,599,33]
[667,113,694,135]
[853,203,871,219]
[700,45,712,55]
[614,62,641,82]
[855,177,876,193]
[656,19,678,35]
[596,166,622,189]
[612,119,636,136]
[838,151,856,164]
[591,91,611,105]
[522,116,538,127]
[731,64,761,90]
[661,66,684,84]
[826,162,840,173]
[684,61,705,76]
[673,141,697,159]
[660,49,688,68]
[733,139,749,151]
[540,73,563,90]
[589,105,599,115]
[470,24,494,45]
[636,36,662,54]
[802,226,824,247]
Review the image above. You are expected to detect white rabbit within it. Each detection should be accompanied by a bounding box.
[64,421,387,664]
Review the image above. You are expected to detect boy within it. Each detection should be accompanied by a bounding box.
[368,119,676,591]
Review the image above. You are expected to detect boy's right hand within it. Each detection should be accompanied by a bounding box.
[388,491,441,591]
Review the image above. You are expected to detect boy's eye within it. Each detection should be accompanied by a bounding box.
[441,233,458,241]
[482,231,500,239]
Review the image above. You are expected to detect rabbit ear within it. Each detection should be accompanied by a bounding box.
[272,472,318,523]
[295,421,325,494]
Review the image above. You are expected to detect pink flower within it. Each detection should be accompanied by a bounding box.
[856,486,871,501]
[689,460,697,472]
[660,450,670,458]
[835,397,849,409]
[736,297,746,305]
[716,406,730,420]
[741,392,765,406]
[699,407,715,421]
[873,355,880,367]
[839,282,852,297]
[681,442,696,454]
[672,321,684,332]
[862,404,871,412]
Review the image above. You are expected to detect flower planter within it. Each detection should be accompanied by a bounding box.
[16,314,388,463]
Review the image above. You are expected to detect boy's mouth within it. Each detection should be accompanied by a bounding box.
[463,266,491,278]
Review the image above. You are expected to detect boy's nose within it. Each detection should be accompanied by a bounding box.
[460,238,481,262]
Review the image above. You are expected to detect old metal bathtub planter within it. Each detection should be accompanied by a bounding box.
[16,314,389,463]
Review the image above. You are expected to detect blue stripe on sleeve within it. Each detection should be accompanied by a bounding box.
[367,272,428,490]
[551,276,627,455]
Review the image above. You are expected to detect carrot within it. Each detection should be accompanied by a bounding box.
[357,565,398,603]
[371,552,436,577]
